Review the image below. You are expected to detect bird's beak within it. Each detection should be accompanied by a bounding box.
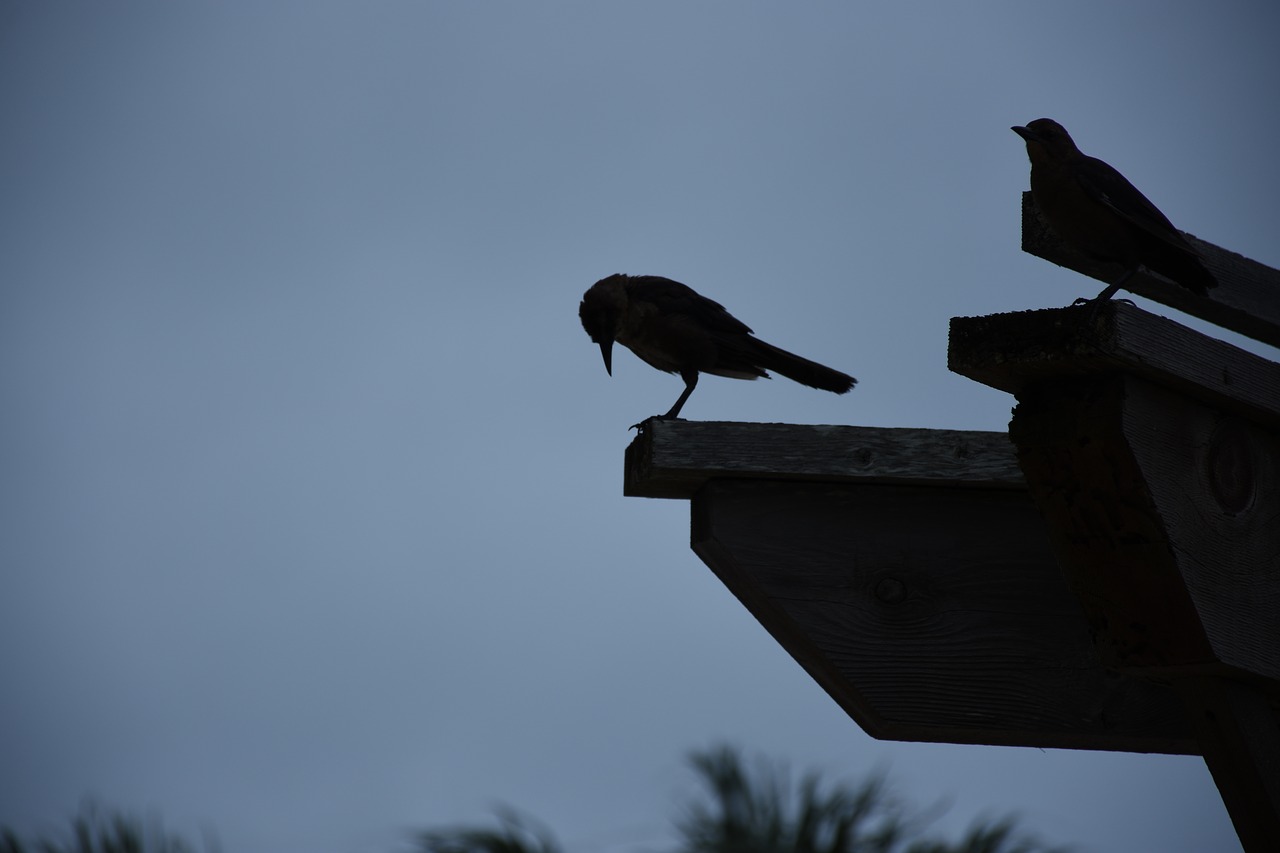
[598,339,613,376]
[1011,125,1036,142]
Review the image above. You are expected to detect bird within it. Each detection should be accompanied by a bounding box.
[1012,118,1216,303]
[578,274,856,425]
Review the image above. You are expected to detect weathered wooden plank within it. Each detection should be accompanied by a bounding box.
[625,421,1024,499]
[691,479,1196,753]
[1021,191,1280,348]
[949,301,1280,431]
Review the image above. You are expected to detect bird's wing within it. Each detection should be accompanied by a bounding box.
[626,276,754,336]
[1075,155,1189,247]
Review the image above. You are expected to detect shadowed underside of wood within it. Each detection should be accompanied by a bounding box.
[691,479,1195,753]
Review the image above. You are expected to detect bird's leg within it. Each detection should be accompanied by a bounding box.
[1071,266,1136,316]
[1075,266,1138,322]
[1081,266,1136,305]
[663,370,698,419]
[629,371,698,431]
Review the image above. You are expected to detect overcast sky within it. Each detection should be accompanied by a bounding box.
[2,3,1277,852]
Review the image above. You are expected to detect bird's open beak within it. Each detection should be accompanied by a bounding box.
[598,339,613,376]
[1011,125,1036,142]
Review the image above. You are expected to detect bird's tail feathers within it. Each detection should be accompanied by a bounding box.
[751,339,857,394]
[1140,232,1217,295]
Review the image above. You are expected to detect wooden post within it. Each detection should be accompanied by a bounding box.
[951,300,1280,851]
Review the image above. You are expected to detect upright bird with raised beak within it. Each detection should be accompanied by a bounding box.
[1012,118,1216,302]
[579,274,856,425]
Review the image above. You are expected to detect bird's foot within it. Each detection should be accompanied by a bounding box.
[628,416,658,432]
[1072,296,1136,307]
[1078,295,1136,323]
[629,415,685,432]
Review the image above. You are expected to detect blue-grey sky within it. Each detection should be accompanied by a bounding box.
[2,3,1276,852]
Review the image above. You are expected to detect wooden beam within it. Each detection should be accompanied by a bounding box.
[1176,677,1280,852]
[949,301,1280,431]
[624,420,1196,753]
[625,421,1024,499]
[692,479,1194,753]
[1021,191,1280,348]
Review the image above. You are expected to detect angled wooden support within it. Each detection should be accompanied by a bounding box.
[950,302,1280,679]
[626,421,1194,753]
[1178,677,1280,852]
[950,301,1280,850]
[1020,191,1280,348]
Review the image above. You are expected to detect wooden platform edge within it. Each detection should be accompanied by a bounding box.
[624,421,1024,499]
[948,302,1280,431]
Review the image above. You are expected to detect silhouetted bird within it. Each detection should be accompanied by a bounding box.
[579,274,856,424]
[1012,118,1216,302]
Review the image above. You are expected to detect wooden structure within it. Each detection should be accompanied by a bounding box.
[622,194,1280,851]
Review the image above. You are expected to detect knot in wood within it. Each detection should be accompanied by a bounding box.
[1206,419,1255,517]
[874,577,907,605]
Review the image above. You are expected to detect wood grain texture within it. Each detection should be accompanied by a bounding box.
[1008,376,1220,672]
[691,479,1195,753]
[625,421,1024,499]
[1021,191,1280,348]
[949,301,1280,431]
[1121,379,1280,683]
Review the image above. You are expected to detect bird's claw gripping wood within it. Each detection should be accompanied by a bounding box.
[629,415,684,433]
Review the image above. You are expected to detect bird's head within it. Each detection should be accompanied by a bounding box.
[578,274,630,376]
[1012,118,1080,163]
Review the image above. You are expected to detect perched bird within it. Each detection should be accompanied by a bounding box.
[579,274,856,424]
[1012,118,1215,302]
